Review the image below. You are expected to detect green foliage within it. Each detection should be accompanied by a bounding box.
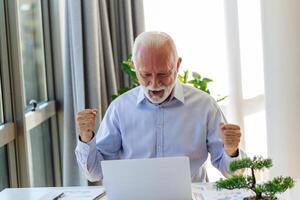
[111,87,132,100]
[185,71,212,94]
[121,55,139,86]
[112,55,138,100]
[215,156,295,200]
[215,175,251,190]
[178,71,227,102]
[229,156,272,172]
[263,176,295,199]
[112,55,227,102]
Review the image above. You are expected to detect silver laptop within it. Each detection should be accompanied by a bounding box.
[101,156,192,200]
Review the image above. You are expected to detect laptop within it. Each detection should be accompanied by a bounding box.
[101,156,192,200]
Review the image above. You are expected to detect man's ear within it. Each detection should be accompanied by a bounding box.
[176,57,182,71]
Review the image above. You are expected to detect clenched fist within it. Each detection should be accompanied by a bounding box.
[220,123,241,157]
[76,109,98,143]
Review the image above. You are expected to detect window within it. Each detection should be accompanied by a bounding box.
[18,0,54,186]
[0,0,62,189]
[144,0,267,181]
[28,120,54,186]
[0,0,61,188]
[0,0,18,190]
[15,0,60,187]
[144,0,228,98]
[0,67,4,124]
[19,0,48,104]
[237,0,267,157]
[0,55,10,191]
[0,145,9,191]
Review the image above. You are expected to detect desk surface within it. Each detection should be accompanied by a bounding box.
[1,182,299,200]
[0,186,103,200]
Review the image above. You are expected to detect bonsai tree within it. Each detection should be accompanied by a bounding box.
[215,156,295,200]
[112,55,227,102]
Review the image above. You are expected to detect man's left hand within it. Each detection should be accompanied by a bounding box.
[220,123,241,157]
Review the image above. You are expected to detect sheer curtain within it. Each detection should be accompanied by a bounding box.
[143,0,266,181]
[62,0,144,186]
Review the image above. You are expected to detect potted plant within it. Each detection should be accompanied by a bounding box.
[215,156,295,200]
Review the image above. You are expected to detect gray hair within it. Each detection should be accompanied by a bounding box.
[132,31,178,63]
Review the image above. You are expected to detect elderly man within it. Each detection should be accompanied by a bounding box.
[75,31,245,182]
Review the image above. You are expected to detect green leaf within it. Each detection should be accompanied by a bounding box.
[187,79,200,89]
[111,94,118,100]
[202,77,213,83]
[178,70,189,84]
[200,82,207,91]
[229,158,253,172]
[113,54,228,103]
[252,184,265,197]
[228,156,273,172]
[192,72,201,80]
[183,70,189,83]
[187,80,197,85]
[121,61,139,85]
[178,74,184,83]
[121,62,134,76]
[127,54,132,61]
[215,175,249,190]
[263,176,295,197]
[118,87,131,94]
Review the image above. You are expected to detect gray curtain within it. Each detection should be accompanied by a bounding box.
[62,0,144,186]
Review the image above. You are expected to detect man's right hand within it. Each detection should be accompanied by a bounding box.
[76,109,98,143]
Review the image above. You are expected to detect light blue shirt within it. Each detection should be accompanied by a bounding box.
[75,81,245,182]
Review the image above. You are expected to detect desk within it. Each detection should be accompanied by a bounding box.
[0,186,104,200]
[1,182,299,200]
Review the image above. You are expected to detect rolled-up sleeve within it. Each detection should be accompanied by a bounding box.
[75,134,104,182]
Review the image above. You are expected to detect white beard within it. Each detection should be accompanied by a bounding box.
[141,81,176,104]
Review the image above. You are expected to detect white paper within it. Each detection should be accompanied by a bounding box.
[192,183,252,200]
[39,188,105,200]
[191,183,294,200]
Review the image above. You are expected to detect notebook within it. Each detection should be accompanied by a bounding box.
[101,156,192,200]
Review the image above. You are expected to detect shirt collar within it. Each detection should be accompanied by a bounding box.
[136,86,146,105]
[136,81,185,106]
[172,80,185,103]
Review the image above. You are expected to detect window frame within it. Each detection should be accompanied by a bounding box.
[0,0,18,188]
[6,0,61,187]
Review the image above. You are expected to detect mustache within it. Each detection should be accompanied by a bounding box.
[145,86,167,91]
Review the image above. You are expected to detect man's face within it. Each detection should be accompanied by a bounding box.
[134,45,181,104]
